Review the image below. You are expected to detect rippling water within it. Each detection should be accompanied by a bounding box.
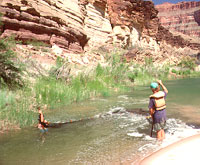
[0,78,200,164]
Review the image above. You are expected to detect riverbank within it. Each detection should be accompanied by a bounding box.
[0,40,200,132]
[1,55,200,132]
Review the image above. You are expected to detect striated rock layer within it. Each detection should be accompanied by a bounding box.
[156,1,200,38]
[0,0,199,57]
[0,0,88,53]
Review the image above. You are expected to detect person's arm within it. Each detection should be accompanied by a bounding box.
[40,112,44,123]
[149,108,155,116]
[157,80,168,94]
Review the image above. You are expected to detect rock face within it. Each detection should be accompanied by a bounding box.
[156,1,200,38]
[0,0,161,51]
[0,0,199,56]
[0,0,88,53]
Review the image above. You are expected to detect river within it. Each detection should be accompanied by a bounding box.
[0,78,200,164]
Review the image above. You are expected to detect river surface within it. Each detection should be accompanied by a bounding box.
[1,78,200,165]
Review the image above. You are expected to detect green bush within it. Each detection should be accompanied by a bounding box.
[0,13,24,88]
[178,69,191,76]
[0,36,24,88]
[0,88,36,128]
[171,69,177,73]
[26,39,49,50]
[178,57,196,70]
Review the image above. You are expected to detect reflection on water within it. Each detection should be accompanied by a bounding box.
[0,78,200,164]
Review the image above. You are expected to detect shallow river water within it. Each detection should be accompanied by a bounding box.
[0,78,200,165]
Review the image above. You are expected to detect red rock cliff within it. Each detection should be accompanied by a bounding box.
[0,0,199,55]
[156,1,200,38]
[0,0,161,52]
[0,0,88,53]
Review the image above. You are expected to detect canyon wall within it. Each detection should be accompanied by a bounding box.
[0,0,166,53]
[156,1,200,38]
[0,0,88,53]
[0,0,199,57]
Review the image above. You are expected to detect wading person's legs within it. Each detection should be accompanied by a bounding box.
[157,129,165,140]
[155,122,166,140]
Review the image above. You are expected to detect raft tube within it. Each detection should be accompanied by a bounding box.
[139,134,200,165]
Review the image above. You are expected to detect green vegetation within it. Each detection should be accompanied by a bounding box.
[25,39,50,52]
[127,57,170,86]
[0,36,24,88]
[1,45,200,130]
[178,56,196,70]
[170,57,200,77]
[0,88,35,130]
[0,14,200,131]
[34,50,130,109]
[26,40,49,48]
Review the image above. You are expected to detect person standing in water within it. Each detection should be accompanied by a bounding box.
[149,80,168,140]
[38,106,49,133]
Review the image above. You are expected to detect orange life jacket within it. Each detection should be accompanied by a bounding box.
[149,91,166,110]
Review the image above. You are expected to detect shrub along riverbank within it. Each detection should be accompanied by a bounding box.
[0,39,200,132]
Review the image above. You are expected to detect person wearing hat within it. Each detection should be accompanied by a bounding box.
[149,80,168,140]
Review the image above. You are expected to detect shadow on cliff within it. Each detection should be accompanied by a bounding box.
[194,10,200,26]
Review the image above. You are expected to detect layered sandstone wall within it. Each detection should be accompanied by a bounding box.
[0,0,199,56]
[80,0,113,50]
[0,0,88,53]
[0,0,161,53]
[156,1,200,38]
